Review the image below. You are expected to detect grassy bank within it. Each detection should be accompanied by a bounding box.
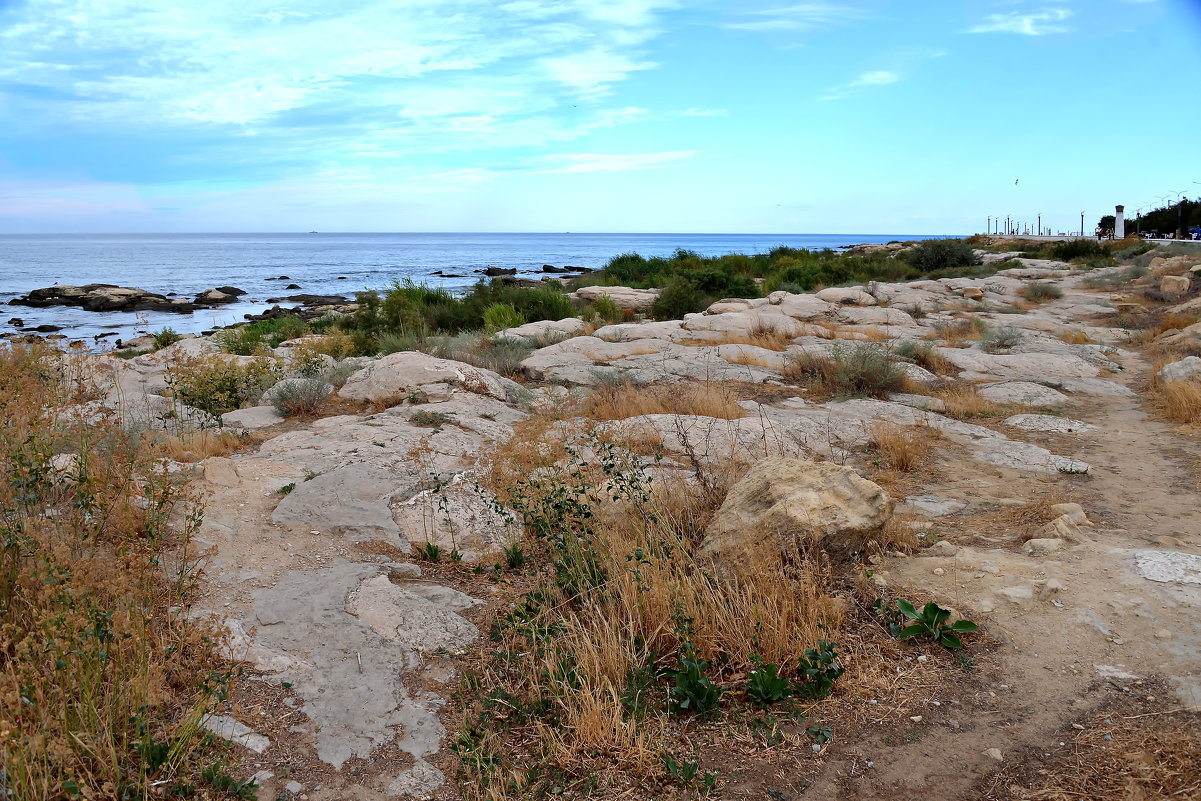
[0,344,241,799]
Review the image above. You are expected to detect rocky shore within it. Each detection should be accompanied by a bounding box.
[30,243,1201,800]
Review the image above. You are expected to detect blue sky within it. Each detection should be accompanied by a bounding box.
[1,0,1199,233]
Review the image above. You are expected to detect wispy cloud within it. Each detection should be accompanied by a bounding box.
[969,7,1073,36]
[850,70,898,87]
[525,151,697,174]
[725,2,866,33]
[0,0,671,150]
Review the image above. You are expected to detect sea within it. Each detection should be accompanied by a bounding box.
[0,232,950,345]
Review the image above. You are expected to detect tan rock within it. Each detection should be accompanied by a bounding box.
[337,352,510,405]
[571,285,660,311]
[697,458,892,568]
[1150,255,1197,277]
[1160,275,1191,294]
[961,287,984,301]
[1048,502,1092,526]
[203,456,241,487]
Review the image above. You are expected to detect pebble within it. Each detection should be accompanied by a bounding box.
[983,748,1003,761]
[910,715,923,723]
[949,719,960,729]
[286,781,303,794]
[933,568,945,576]
[812,743,822,753]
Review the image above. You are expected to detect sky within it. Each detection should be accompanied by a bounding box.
[1,0,1199,234]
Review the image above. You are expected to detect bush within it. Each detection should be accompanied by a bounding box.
[592,294,620,323]
[165,355,282,423]
[217,315,308,355]
[269,377,332,417]
[981,326,1024,353]
[650,277,710,320]
[153,327,181,350]
[1022,282,1063,302]
[482,302,525,333]
[0,344,228,796]
[787,343,906,398]
[904,239,980,273]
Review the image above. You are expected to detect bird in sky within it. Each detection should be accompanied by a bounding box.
[1015,179,1019,185]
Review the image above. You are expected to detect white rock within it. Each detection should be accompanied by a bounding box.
[203,715,270,754]
[1133,550,1201,585]
[1004,414,1093,433]
[816,287,876,306]
[1156,356,1201,383]
[978,381,1070,407]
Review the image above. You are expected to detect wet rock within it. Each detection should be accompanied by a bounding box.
[484,266,516,276]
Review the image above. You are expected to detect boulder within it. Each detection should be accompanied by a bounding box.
[816,287,876,306]
[571,285,660,311]
[1161,275,1191,294]
[494,317,585,343]
[960,287,984,301]
[221,405,285,430]
[697,458,892,568]
[772,292,837,320]
[195,288,238,305]
[1149,255,1197,277]
[337,352,510,405]
[1157,356,1201,383]
[484,266,516,276]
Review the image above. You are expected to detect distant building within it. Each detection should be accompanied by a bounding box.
[1115,205,1125,238]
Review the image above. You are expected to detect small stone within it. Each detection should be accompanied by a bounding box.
[983,748,1003,761]
[910,715,923,723]
[1071,723,1084,730]
[921,540,957,558]
[813,743,822,753]
[948,719,960,729]
[1155,629,1172,640]
[933,567,945,576]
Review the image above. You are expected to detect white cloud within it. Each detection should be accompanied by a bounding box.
[525,151,697,174]
[850,70,898,86]
[725,2,866,33]
[969,7,1073,36]
[0,0,670,136]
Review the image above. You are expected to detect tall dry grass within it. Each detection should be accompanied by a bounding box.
[583,379,747,421]
[465,420,844,798]
[0,344,231,799]
[1152,379,1201,424]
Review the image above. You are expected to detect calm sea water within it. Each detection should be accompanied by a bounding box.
[0,232,947,344]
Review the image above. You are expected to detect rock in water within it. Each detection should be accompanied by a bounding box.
[697,457,892,569]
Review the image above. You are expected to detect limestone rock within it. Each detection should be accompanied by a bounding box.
[571,285,660,311]
[961,287,984,301]
[1160,275,1191,294]
[203,715,270,754]
[900,495,964,517]
[221,404,285,430]
[1024,538,1062,556]
[816,287,876,306]
[1132,550,1201,585]
[698,458,892,567]
[495,317,585,343]
[1004,414,1093,433]
[203,457,241,487]
[337,352,510,405]
[978,381,1070,407]
[1157,356,1201,383]
[1048,502,1091,526]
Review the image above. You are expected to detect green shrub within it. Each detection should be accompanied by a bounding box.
[592,294,620,323]
[1022,282,1063,302]
[904,239,980,273]
[650,277,710,320]
[981,326,1024,353]
[269,377,331,417]
[482,302,525,333]
[153,327,181,350]
[828,342,906,397]
[165,355,282,423]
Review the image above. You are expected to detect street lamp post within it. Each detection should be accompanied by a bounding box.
[1080,211,1085,238]
[1037,213,1041,236]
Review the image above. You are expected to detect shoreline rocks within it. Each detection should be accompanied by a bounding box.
[9,283,256,314]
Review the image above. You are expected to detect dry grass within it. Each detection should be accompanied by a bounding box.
[868,421,932,472]
[582,379,747,421]
[152,428,251,461]
[0,344,231,798]
[1152,379,1201,424]
[926,316,988,348]
[1055,327,1094,345]
[1015,708,1201,801]
[934,384,1007,419]
[461,413,849,799]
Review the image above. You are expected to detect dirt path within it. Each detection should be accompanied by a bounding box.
[810,347,1201,800]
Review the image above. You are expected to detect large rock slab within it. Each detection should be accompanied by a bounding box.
[495,317,585,343]
[1004,414,1094,433]
[271,463,414,543]
[978,381,1070,407]
[1133,550,1201,585]
[571,285,660,310]
[337,352,510,405]
[698,457,892,567]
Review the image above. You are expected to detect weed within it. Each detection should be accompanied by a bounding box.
[583,379,746,421]
[893,599,979,649]
[503,540,526,569]
[869,422,929,472]
[981,325,1024,353]
[892,339,954,374]
[904,239,981,273]
[669,641,724,716]
[153,327,182,350]
[794,639,845,700]
[807,724,833,744]
[662,752,700,785]
[411,410,451,429]
[201,761,259,799]
[417,540,442,562]
[1154,379,1201,423]
[278,482,295,495]
[787,342,906,398]
[270,377,331,417]
[592,294,621,323]
[1022,282,1064,302]
[482,301,525,333]
[745,656,792,707]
